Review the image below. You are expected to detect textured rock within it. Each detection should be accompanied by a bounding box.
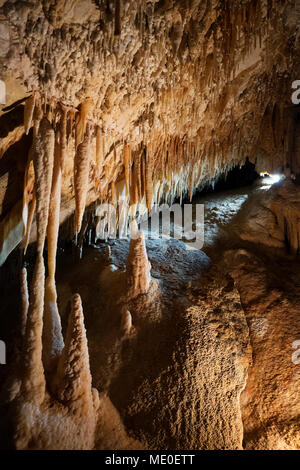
[126,231,152,300]
[240,179,300,254]
[112,264,251,450]
[224,249,300,450]
[0,0,299,452]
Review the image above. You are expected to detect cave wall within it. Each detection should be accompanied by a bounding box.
[0,0,300,451]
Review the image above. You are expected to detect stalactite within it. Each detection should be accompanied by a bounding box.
[96,125,104,175]
[111,180,117,204]
[24,94,36,135]
[24,192,36,254]
[130,162,138,207]
[47,132,61,280]
[33,117,55,256]
[145,151,153,213]
[136,149,142,202]
[123,143,131,194]
[141,147,146,200]
[22,147,35,248]
[74,123,91,234]
[60,106,68,170]
[20,267,29,337]
[75,98,93,149]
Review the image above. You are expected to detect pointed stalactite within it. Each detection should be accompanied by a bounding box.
[145,152,153,212]
[123,143,131,194]
[33,117,55,256]
[60,107,68,171]
[141,147,146,200]
[74,123,91,234]
[136,150,142,202]
[24,94,36,135]
[75,98,93,149]
[96,126,104,175]
[47,132,62,281]
[22,151,35,251]
[24,191,36,254]
[189,166,194,202]
[111,180,117,204]
[130,161,138,207]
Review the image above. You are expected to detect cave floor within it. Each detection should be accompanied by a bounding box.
[53,177,300,450]
[1,177,299,450]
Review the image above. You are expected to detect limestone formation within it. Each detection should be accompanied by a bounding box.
[121,308,132,337]
[224,250,300,449]
[240,179,300,254]
[0,0,299,452]
[126,231,151,300]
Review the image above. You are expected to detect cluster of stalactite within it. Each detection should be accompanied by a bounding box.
[1,98,154,446]
[1,0,298,261]
[14,0,292,111]
[1,87,298,265]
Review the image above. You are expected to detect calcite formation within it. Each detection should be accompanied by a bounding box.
[0,1,299,261]
[240,179,300,254]
[0,0,299,452]
[224,249,300,450]
[126,230,152,300]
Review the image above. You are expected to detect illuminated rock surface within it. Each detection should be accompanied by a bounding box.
[0,0,299,451]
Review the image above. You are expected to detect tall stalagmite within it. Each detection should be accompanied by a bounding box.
[126,230,151,299]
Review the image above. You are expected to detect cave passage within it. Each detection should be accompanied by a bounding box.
[0,0,300,452]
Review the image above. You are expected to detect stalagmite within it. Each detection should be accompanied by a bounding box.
[20,267,29,337]
[105,245,112,263]
[21,255,46,405]
[55,294,94,407]
[126,230,151,299]
[74,123,91,234]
